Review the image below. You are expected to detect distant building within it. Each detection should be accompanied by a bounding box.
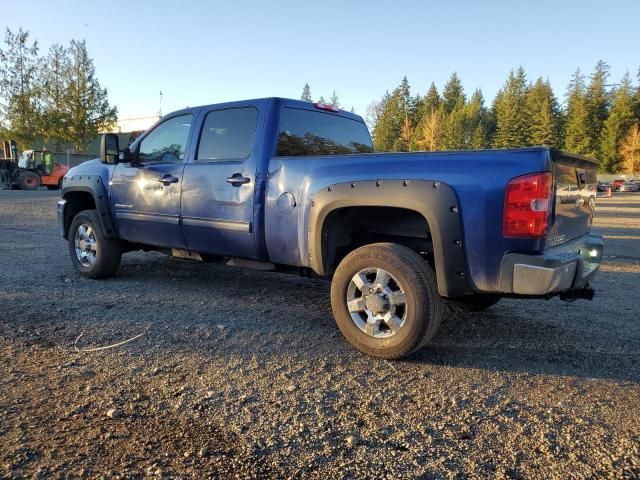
[111,115,160,133]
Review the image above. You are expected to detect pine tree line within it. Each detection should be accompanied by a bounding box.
[368,62,640,173]
[300,83,354,111]
[0,28,117,153]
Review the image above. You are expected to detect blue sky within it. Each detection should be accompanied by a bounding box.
[3,0,640,120]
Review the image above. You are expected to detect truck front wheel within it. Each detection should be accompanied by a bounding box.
[330,243,444,359]
[68,210,122,279]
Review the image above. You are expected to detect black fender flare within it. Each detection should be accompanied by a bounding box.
[61,174,118,239]
[307,179,471,297]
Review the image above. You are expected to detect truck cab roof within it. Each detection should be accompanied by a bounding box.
[165,97,364,122]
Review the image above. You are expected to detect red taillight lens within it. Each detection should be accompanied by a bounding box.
[503,172,552,238]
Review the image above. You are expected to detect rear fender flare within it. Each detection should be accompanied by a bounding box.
[307,179,471,297]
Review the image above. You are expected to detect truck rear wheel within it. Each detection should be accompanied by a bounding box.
[330,243,444,359]
[18,171,40,190]
[68,209,122,279]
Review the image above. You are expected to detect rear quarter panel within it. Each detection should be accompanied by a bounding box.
[265,148,552,293]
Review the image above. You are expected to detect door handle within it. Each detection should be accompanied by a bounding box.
[226,173,251,186]
[157,174,179,186]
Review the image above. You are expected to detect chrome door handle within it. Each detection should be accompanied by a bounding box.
[157,174,179,186]
[226,173,251,186]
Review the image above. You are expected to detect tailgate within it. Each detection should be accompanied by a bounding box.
[546,150,598,248]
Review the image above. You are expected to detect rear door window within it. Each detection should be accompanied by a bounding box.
[196,107,258,161]
[276,108,373,156]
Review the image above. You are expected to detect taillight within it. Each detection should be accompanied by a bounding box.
[503,172,552,238]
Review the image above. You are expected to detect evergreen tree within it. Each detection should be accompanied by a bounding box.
[329,90,340,108]
[635,67,640,119]
[442,72,465,114]
[527,78,562,147]
[423,82,441,113]
[564,69,591,154]
[600,72,635,172]
[317,95,326,104]
[0,28,42,147]
[412,83,441,149]
[585,60,611,156]
[41,43,70,148]
[620,123,640,175]
[396,115,413,151]
[397,76,412,113]
[465,89,489,149]
[442,102,467,150]
[300,83,312,102]
[373,78,414,152]
[492,67,530,148]
[417,107,443,151]
[65,40,117,152]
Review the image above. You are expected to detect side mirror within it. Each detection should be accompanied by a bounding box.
[100,134,120,164]
[121,146,137,164]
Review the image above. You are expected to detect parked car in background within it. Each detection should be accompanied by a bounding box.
[620,180,639,192]
[611,179,625,191]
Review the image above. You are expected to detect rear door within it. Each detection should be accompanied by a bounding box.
[180,104,264,258]
[546,150,598,248]
[109,112,195,248]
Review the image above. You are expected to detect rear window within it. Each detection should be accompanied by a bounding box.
[276,108,373,156]
[196,107,258,161]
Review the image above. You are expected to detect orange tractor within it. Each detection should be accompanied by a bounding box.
[0,140,69,190]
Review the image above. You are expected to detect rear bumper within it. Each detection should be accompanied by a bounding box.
[57,199,67,237]
[499,234,603,295]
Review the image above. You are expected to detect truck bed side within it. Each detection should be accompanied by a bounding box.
[264,148,553,294]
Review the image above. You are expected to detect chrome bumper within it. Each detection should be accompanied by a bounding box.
[500,234,603,295]
[57,199,67,237]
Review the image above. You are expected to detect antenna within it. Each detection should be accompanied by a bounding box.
[159,90,163,117]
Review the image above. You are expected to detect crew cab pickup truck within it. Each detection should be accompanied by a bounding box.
[57,98,603,359]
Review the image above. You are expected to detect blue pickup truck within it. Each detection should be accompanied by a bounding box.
[57,98,603,359]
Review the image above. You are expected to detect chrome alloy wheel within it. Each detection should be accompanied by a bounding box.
[346,267,408,338]
[74,224,98,267]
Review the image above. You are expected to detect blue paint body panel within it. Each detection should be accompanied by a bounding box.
[62,97,594,295]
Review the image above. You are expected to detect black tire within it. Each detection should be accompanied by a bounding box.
[68,209,122,279]
[330,242,444,359]
[445,294,501,312]
[18,171,40,190]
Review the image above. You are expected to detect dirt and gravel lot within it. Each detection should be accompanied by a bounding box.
[0,189,639,479]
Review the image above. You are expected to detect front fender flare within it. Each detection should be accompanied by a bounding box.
[61,174,117,239]
[307,179,471,297]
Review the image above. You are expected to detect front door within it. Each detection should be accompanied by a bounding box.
[110,113,194,248]
[180,105,263,258]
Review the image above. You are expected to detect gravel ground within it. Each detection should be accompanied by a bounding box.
[0,190,639,479]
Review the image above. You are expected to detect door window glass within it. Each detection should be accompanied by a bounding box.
[196,108,258,161]
[139,114,193,163]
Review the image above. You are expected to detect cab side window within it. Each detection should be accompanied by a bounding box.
[196,108,258,161]
[138,114,193,163]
